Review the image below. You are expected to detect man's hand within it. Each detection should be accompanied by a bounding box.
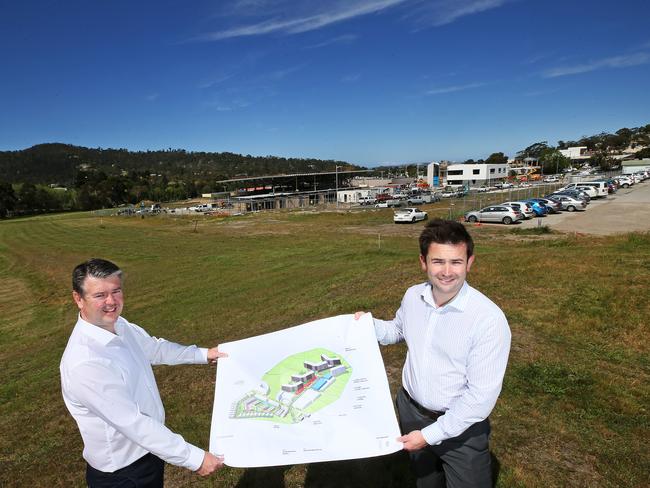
[354,311,366,320]
[398,430,428,451]
[196,452,224,476]
[207,347,228,365]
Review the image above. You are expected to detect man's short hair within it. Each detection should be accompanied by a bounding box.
[72,258,122,295]
[419,219,474,259]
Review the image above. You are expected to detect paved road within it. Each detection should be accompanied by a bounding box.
[517,181,650,235]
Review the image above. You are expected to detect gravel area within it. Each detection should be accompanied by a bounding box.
[516,181,650,235]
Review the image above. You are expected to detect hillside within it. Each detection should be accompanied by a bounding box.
[0,143,359,185]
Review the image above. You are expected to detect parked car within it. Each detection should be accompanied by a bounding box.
[552,189,590,203]
[501,201,535,219]
[464,205,524,225]
[394,207,428,223]
[476,185,490,193]
[407,196,425,205]
[524,200,549,216]
[543,176,560,183]
[358,196,377,205]
[547,195,587,212]
[571,185,598,198]
[616,176,634,188]
[375,199,401,208]
[528,198,561,214]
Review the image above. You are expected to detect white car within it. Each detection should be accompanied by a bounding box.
[573,186,599,198]
[394,207,428,223]
[502,201,535,219]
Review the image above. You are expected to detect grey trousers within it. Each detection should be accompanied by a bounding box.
[397,388,493,488]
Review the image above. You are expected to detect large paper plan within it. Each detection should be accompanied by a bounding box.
[209,314,402,467]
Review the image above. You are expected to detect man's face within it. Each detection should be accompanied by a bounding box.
[73,274,124,330]
[419,242,474,306]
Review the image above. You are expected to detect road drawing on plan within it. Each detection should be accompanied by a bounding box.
[229,348,351,424]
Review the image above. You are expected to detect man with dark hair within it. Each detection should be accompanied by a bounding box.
[357,219,511,488]
[61,258,226,487]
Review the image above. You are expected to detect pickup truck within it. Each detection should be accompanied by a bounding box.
[358,196,377,205]
[393,207,428,223]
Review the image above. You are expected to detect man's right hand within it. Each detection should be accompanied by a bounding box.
[354,311,366,320]
[196,452,224,476]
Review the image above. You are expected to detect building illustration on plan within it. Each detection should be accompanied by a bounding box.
[229,348,351,424]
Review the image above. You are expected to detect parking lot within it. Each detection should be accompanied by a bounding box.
[515,181,650,235]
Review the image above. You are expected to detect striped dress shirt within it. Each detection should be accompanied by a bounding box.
[374,281,511,446]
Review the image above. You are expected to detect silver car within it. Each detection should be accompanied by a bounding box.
[464,205,524,225]
[547,195,587,212]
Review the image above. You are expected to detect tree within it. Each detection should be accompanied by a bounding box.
[517,141,549,159]
[485,152,508,165]
[538,150,571,175]
[635,147,650,159]
[591,151,615,172]
[0,182,17,218]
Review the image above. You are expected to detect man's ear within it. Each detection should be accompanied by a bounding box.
[419,254,427,272]
[466,255,475,272]
[72,291,83,310]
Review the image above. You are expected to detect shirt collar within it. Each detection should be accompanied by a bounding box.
[420,281,469,312]
[74,314,121,346]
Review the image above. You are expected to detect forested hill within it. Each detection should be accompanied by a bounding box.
[0,143,358,185]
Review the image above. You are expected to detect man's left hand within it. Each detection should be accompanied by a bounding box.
[398,430,428,451]
[207,347,228,365]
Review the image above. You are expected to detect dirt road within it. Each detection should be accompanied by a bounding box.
[517,180,650,235]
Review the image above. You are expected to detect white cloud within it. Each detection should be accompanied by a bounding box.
[342,73,361,82]
[305,34,358,49]
[428,0,509,26]
[543,52,650,78]
[425,82,484,95]
[197,0,407,41]
[194,0,509,41]
[145,93,159,102]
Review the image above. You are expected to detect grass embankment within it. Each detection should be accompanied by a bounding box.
[0,209,648,487]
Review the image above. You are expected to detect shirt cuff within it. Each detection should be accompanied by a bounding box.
[372,319,385,342]
[186,444,206,472]
[421,421,445,446]
[197,347,209,364]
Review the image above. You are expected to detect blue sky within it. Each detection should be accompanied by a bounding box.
[1,0,649,166]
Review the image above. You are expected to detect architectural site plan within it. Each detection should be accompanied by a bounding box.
[209,314,402,467]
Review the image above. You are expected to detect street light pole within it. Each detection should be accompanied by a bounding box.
[335,166,340,208]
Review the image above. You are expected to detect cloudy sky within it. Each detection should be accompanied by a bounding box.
[2,0,649,165]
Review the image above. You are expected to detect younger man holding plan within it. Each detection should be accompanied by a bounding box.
[357,219,511,488]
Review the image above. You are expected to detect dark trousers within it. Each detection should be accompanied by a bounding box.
[86,452,164,488]
[397,388,492,488]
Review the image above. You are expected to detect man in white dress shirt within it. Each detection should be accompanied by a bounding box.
[60,258,226,487]
[357,219,511,488]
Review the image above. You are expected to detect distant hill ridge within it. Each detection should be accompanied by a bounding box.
[0,143,357,185]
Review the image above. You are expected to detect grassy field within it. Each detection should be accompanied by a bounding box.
[0,206,648,487]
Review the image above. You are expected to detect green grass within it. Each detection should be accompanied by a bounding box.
[0,210,648,487]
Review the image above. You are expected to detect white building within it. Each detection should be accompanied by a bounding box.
[559,147,591,161]
[622,158,650,174]
[444,163,509,187]
[336,189,375,203]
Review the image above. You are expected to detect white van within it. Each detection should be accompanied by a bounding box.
[564,181,608,198]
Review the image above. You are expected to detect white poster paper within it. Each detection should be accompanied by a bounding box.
[209,313,402,467]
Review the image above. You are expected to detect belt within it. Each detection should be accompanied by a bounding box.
[402,387,444,421]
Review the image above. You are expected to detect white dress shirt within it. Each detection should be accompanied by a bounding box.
[60,315,208,472]
[374,281,511,446]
